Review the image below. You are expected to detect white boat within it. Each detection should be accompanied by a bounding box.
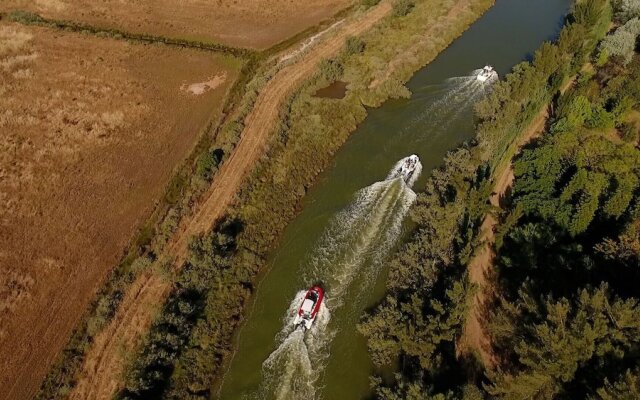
[477,65,497,82]
[397,154,420,184]
[293,286,324,330]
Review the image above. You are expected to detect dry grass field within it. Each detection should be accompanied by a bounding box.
[2,0,354,49]
[0,22,240,400]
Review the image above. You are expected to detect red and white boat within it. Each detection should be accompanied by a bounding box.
[293,286,324,330]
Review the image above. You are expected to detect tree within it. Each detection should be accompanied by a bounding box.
[614,0,640,23]
[488,286,640,399]
[596,369,640,399]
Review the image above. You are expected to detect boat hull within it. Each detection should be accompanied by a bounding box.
[294,286,324,330]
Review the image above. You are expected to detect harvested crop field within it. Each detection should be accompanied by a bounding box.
[2,0,354,49]
[0,22,239,400]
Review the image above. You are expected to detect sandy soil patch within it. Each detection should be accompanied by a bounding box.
[181,72,227,96]
[0,22,239,400]
[2,0,354,50]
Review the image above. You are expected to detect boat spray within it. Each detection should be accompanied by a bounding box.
[257,157,421,399]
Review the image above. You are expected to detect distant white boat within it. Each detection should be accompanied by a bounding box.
[477,65,498,82]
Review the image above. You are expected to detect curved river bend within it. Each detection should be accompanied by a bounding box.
[219,0,571,399]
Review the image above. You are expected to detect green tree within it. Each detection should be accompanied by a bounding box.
[488,286,640,399]
[596,369,640,399]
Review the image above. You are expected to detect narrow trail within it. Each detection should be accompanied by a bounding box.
[457,78,576,368]
[457,107,549,369]
[68,2,393,399]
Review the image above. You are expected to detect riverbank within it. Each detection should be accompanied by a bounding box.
[359,0,614,397]
[114,1,497,399]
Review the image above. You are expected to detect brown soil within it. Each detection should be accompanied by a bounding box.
[0,22,239,400]
[2,0,354,50]
[68,2,394,399]
[457,107,549,369]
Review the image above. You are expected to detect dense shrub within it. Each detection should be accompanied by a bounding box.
[600,18,640,65]
[619,121,639,142]
[614,0,640,22]
[318,58,344,81]
[345,36,366,55]
[362,0,382,7]
[393,0,415,17]
[195,148,223,181]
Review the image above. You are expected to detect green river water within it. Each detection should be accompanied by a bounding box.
[219,1,571,398]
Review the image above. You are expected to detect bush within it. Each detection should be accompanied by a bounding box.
[318,58,344,81]
[619,121,639,142]
[600,17,640,65]
[195,149,222,181]
[614,0,640,22]
[345,36,366,55]
[393,0,415,16]
[362,0,381,7]
[8,10,45,24]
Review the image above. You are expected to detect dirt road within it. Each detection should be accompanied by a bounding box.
[457,107,549,369]
[68,2,393,399]
[457,77,577,368]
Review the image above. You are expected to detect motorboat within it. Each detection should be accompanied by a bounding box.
[293,286,324,330]
[397,155,420,184]
[477,65,497,82]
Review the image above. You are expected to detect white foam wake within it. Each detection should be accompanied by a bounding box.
[257,158,420,399]
[401,69,498,139]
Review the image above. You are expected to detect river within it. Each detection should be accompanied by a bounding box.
[218,0,571,399]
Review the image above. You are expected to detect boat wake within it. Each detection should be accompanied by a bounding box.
[257,157,420,399]
[401,69,497,139]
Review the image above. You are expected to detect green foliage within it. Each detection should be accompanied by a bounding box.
[393,0,415,17]
[361,4,640,399]
[600,20,640,65]
[620,121,640,142]
[596,368,640,399]
[119,226,236,399]
[362,0,381,7]
[345,36,366,55]
[614,0,640,23]
[488,286,640,399]
[318,58,344,81]
[8,10,45,24]
[195,149,222,181]
[513,68,640,236]
[596,47,610,66]
[485,21,640,400]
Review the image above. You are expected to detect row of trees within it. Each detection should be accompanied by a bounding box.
[360,1,636,398]
[487,12,640,395]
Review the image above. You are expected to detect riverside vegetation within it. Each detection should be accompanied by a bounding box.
[359,0,640,398]
[103,0,497,399]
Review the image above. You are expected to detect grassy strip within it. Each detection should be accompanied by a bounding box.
[6,10,256,58]
[262,2,360,59]
[113,1,498,399]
